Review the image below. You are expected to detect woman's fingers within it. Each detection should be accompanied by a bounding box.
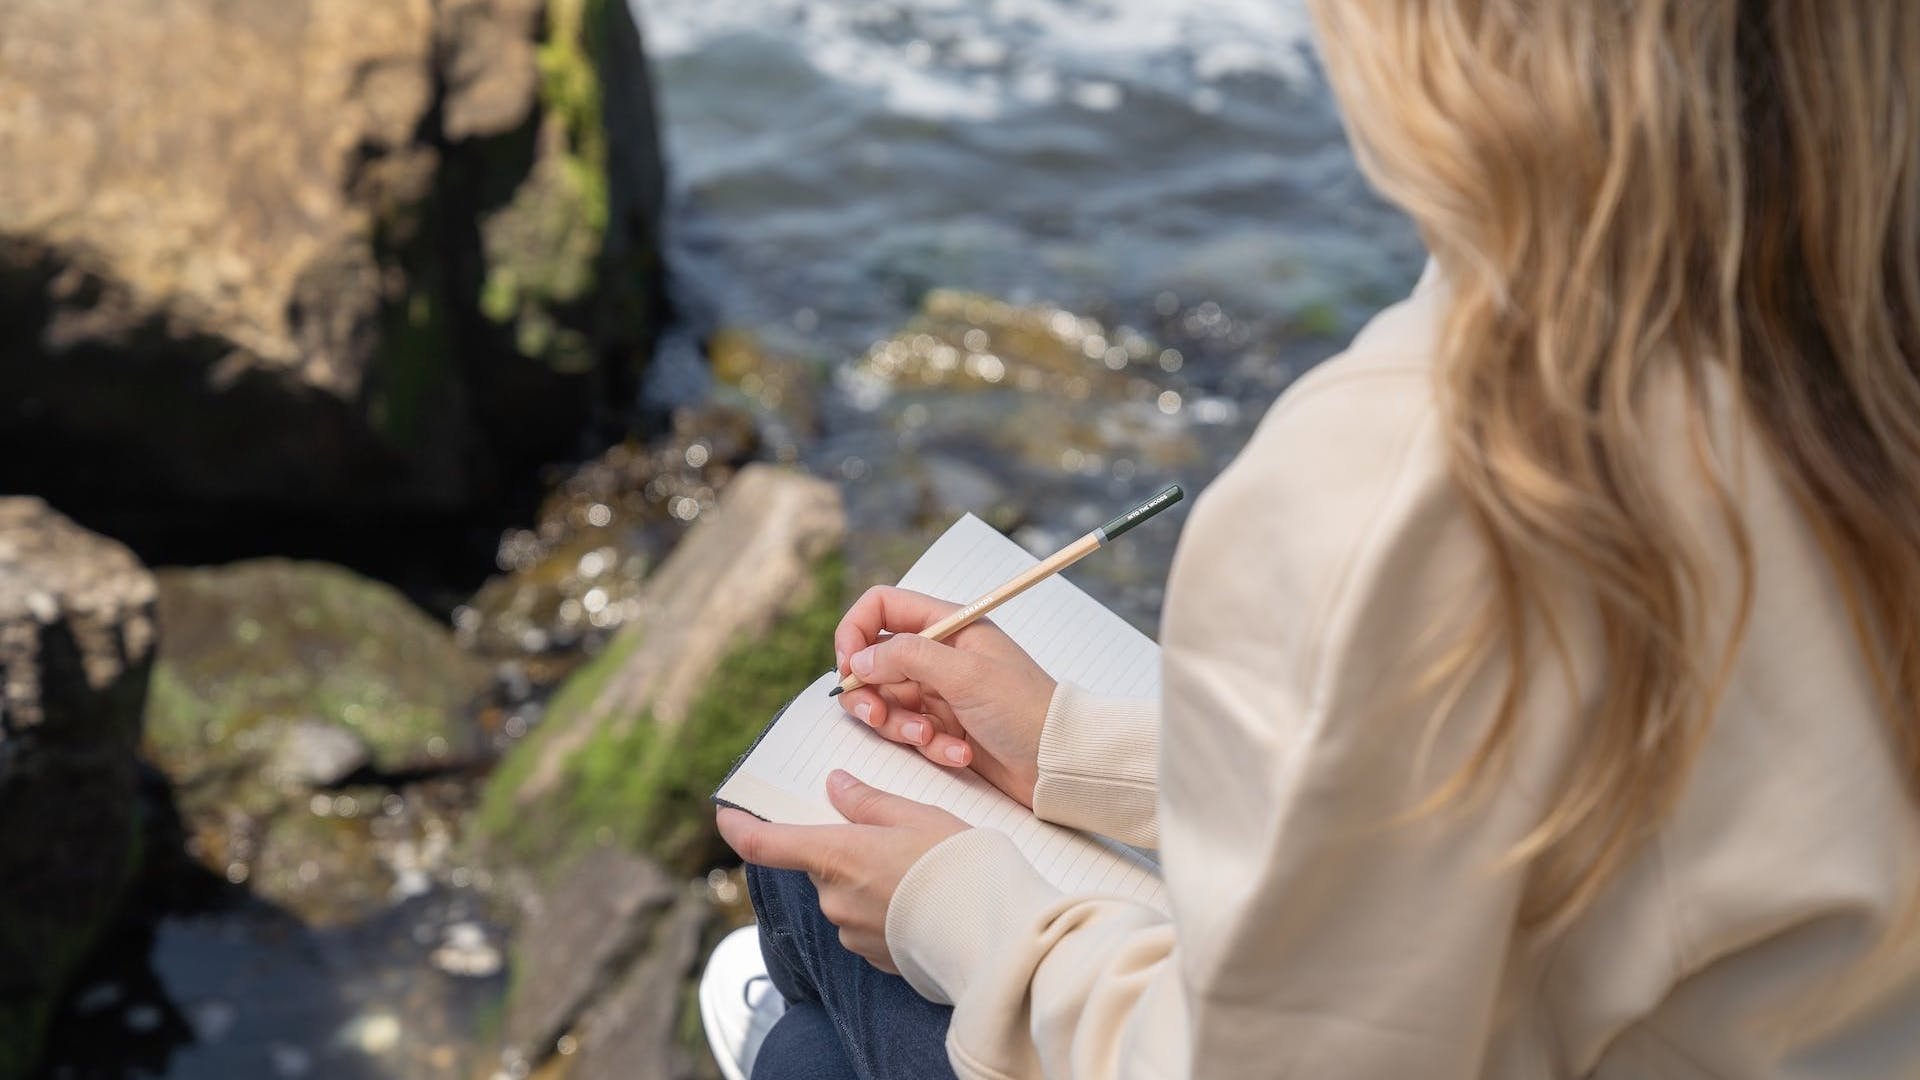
[839,686,933,743]
[838,684,921,728]
[840,687,886,729]
[916,686,959,727]
[832,587,961,675]
[921,731,972,767]
[876,708,930,745]
[877,711,974,767]
[838,685,973,766]
[847,633,979,703]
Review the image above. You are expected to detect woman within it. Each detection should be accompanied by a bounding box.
[715,0,1920,1075]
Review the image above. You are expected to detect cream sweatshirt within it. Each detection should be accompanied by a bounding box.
[883,269,1920,1078]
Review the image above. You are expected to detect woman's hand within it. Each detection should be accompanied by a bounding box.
[716,770,967,974]
[833,586,1056,807]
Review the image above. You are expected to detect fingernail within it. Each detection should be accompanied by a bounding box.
[902,720,926,744]
[851,648,875,677]
[828,769,855,791]
[945,744,968,764]
[836,650,846,672]
[855,702,873,724]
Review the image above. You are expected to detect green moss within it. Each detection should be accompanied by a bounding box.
[478,557,848,875]
[143,561,490,786]
[673,977,710,1078]
[474,623,644,846]
[0,911,104,1075]
[369,260,455,447]
[471,987,509,1048]
[0,798,142,1080]
[477,0,612,374]
[538,0,609,194]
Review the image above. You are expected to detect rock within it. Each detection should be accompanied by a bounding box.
[266,720,373,789]
[0,0,667,537]
[547,465,843,747]
[572,890,710,1080]
[499,846,677,1065]
[0,498,156,1077]
[851,288,1160,397]
[708,327,823,461]
[457,403,761,665]
[143,560,491,909]
[850,290,1200,469]
[247,798,393,923]
[477,465,846,872]
[837,290,1206,601]
[147,560,490,782]
[846,289,1201,499]
[437,0,543,141]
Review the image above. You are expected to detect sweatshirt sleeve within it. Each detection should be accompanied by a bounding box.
[1030,683,1161,850]
[884,314,1576,1079]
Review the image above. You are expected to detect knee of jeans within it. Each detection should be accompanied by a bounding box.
[746,864,827,1005]
[745,863,816,941]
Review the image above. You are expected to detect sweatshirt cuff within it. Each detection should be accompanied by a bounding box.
[1031,682,1161,849]
[886,827,1062,1006]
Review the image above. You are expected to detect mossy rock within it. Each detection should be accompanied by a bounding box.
[478,556,846,875]
[476,0,657,378]
[145,559,492,791]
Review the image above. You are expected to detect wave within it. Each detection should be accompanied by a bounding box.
[630,0,1318,122]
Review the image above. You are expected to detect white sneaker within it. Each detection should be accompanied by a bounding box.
[700,925,788,1080]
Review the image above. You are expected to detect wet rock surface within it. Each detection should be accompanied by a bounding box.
[143,560,492,923]
[707,328,823,462]
[0,498,157,1076]
[477,464,846,874]
[0,0,665,539]
[571,890,711,1080]
[826,290,1229,619]
[458,404,761,667]
[467,465,850,1080]
[498,846,678,1068]
[148,560,491,780]
[29,433,835,1079]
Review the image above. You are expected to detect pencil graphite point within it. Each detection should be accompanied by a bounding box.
[827,686,844,697]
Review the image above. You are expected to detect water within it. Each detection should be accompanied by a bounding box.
[633,0,1426,624]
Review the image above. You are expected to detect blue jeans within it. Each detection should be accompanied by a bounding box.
[746,863,958,1080]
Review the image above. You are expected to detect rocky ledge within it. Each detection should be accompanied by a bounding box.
[479,464,847,1078]
[0,0,667,539]
[0,498,157,1077]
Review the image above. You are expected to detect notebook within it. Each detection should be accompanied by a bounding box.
[713,514,1168,913]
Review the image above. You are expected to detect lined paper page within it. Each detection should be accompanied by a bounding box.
[715,515,1166,912]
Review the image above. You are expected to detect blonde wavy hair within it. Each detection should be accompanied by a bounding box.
[1306,0,1920,930]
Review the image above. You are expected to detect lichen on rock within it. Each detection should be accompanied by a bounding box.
[146,560,491,783]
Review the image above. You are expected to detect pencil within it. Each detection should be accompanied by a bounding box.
[829,482,1184,698]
